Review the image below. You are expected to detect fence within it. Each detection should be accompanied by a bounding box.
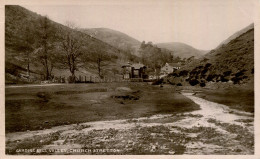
[50,75,128,84]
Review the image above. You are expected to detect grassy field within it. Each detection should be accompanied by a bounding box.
[5,83,200,133]
[194,87,254,113]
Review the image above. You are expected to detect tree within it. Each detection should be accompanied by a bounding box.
[138,41,173,71]
[35,16,57,80]
[59,22,84,82]
[84,43,112,79]
[16,21,36,79]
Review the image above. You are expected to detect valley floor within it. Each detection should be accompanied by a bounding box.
[5,83,254,155]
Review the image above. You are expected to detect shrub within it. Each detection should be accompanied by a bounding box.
[242,76,248,79]
[201,68,208,75]
[223,70,232,76]
[177,83,182,86]
[200,82,206,87]
[189,79,199,86]
[231,77,242,84]
[152,78,163,85]
[235,70,246,77]
[206,74,214,82]
[170,73,179,77]
[220,76,229,82]
[198,66,204,69]
[179,70,188,77]
[190,70,198,76]
[205,63,212,68]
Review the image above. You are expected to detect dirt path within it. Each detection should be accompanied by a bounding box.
[6,91,254,155]
[5,84,66,88]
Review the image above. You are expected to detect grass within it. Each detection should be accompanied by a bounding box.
[5,83,200,133]
[72,126,188,155]
[195,87,254,113]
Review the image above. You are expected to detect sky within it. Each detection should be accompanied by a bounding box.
[22,0,256,50]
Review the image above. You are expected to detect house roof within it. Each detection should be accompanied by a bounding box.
[122,62,145,69]
[132,63,145,69]
[122,62,132,68]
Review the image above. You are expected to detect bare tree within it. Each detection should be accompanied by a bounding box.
[18,22,36,79]
[84,43,111,79]
[59,22,84,82]
[36,16,57,80]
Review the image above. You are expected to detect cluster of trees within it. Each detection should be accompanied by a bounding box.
[138,41,177,74]
[13,16,118,82]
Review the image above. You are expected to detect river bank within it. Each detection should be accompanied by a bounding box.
[5,84,254,155]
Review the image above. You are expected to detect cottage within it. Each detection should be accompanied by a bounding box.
[160,62,181,77]
[122,62,147,81]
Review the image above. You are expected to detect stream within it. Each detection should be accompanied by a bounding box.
[6,92,254,155]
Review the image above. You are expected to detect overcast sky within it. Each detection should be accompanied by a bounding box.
[23,0,255,50]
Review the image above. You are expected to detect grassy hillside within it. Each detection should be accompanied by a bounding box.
[216,23,254,49]
[156,42,208,59]
[166,25,254,89]
[81,28,141,56]
[5,5,135,83]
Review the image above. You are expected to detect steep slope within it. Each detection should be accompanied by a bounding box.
[81,28,141,56]
[216,23,254,49]
[168,25,254,88]
[5,5,134,83]
[156,42,208,59]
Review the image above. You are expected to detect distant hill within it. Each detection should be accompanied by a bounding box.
[80,28,141,56]
[5,5,135,84]
[169,24,254,88]
[216,23,254,49]
[156,42,208,59]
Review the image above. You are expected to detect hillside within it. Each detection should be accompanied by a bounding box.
[167,24,254,88]
[80,28,141,56]
[5,5,134,84]
[216,23,254,49]
[156,42,208,59]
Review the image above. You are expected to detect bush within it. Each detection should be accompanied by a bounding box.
[179,70,188,77]
[201,68,208,75]
[200,82,206,87]
[231,77,242,84]
[152,78,163,85]
[198,66,204,69]
[223,70,232,76]
[216,75,222,82]
[177,83,182,86]
[190,69,198,76]
[170,72,179,77]
[220,76,229,82]
[206,74,214,82]
[242,76,248,79]
[205,63,212,68]
[189,79,199,86]
[235,70,246,77]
